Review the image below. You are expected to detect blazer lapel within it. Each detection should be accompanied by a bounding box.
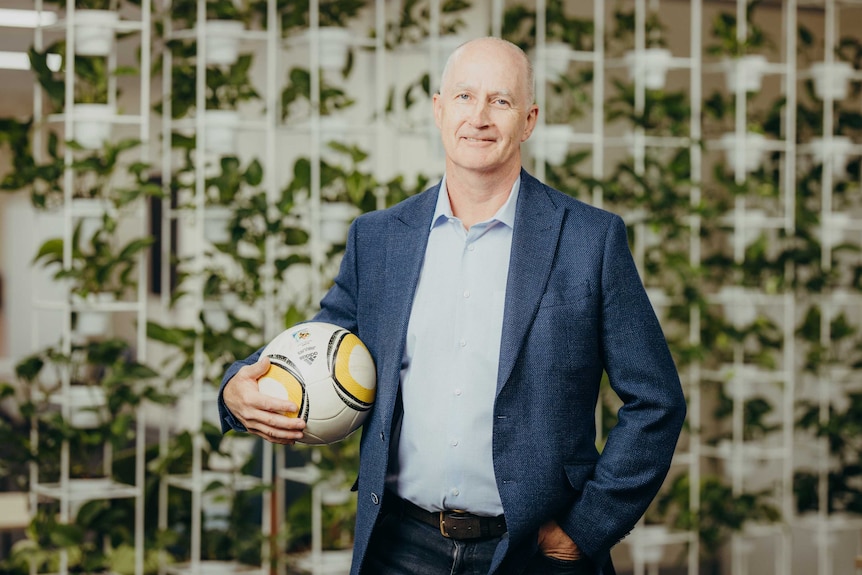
[376,186,438,422]
[496,171,564,395]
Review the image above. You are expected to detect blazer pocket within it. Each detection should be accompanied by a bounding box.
[539,281,592,309]
[563,460,597,491]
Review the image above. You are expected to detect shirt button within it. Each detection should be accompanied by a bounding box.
[450,488,460,496]
[463,290,470,298]
[450,439,459,447]
[454,389,462,396]
[467,245,475,251]
[459,339,467,347]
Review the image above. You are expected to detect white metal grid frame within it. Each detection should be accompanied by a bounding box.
[26,1,153,575]
[12,0,856,573]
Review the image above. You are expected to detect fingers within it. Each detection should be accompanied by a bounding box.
[537,520,581,560]
[223,356,307,444]
[245,416,306,445]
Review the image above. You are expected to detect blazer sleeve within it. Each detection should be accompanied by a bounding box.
[561,215,686,565]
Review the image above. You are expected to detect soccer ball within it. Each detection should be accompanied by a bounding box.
[257,322,376,445]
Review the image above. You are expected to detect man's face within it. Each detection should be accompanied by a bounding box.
[433,41,538,177]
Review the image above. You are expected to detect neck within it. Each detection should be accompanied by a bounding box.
[445,164,521,229]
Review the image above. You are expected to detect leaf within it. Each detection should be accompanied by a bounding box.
[32,238,64,266]
[245,158,264,186]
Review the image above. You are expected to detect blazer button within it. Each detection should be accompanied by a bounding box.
[371,492,380,505]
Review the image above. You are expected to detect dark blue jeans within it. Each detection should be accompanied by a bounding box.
[362,511,595,575]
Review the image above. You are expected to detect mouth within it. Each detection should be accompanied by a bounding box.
[461,136,495,143]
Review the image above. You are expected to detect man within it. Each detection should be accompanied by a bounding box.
[219,37,686,575]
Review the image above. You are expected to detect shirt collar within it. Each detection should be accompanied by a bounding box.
[431,174,521,231]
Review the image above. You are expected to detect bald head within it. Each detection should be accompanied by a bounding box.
[439,37,535,106]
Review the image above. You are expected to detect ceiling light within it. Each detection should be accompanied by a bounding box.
[0,8,58,28]
[0,51,62,72]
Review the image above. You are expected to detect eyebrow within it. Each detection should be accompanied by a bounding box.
[451,83,517,101]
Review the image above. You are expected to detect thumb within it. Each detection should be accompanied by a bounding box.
[248,355,271,378]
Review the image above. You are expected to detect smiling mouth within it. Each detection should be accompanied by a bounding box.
[462,137,494,142]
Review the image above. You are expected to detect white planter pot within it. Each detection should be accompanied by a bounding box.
[199,20,245,66]
[72,197,110,241]
[203,292,240,332]
[717,439,762,480]
[203,205,233,244]
[529,124,572,165]
[321,201,360,244]
[73,292,115,337]
[204,109,240,155]
[626,48,673,90]
[202,489,231,531]
[728,207,767,247]
[820,211,851,249]
[319,116,352,153]
[305,27,351,71]
[531,41,574,79]
[810,136,854,178]
[721,364,769,401]
[75,10,118,57]
[719,285,757,329]
[724,55,769,93]
[320,484,351,506]
[73,103,115,150]
[630,524,669,564]
[720,131,767,174]
[810,61,855,101]
[53,385,108,429]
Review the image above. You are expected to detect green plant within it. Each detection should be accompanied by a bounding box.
[205,155,264,205]
[795,391,862,515]
[33,218,154,300]
[56,0,141,9]
[706,0,771,58]
[610,6,667,51]
[281,66,355,121]
[652,472,781,557]
[544,68,594,125]
[5,339,167,477]
[156,45,259,118]
[284,142,379,212]
[377,0,471,48]
[206,54,260,111]
[502,0,594,52]
[254,0,367,32]
[167,0,252,28]
[30,42,136,110]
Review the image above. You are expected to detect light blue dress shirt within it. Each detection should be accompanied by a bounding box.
[394,176,519,516]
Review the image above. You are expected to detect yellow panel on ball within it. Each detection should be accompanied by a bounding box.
[257,358,307,420]
[332,333,376,408]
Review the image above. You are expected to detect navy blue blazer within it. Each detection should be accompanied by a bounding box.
[219,170,686,574]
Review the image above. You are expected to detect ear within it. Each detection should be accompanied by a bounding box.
[433,92,443,130]
[521,104,539,142]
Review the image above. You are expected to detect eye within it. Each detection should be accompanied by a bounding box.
[495,98,510,107]
[457,93,470,101]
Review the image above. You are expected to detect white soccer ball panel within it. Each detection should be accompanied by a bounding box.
[258,377,289,400]
[302,406,367,445]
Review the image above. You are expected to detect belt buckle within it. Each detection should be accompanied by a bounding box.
[439,510,467,538]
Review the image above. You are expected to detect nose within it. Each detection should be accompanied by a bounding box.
[467,99,490,128]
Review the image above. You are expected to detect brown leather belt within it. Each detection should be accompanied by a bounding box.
[384,493,507,540]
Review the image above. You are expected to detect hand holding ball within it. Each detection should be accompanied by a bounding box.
[257,322,376,445]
